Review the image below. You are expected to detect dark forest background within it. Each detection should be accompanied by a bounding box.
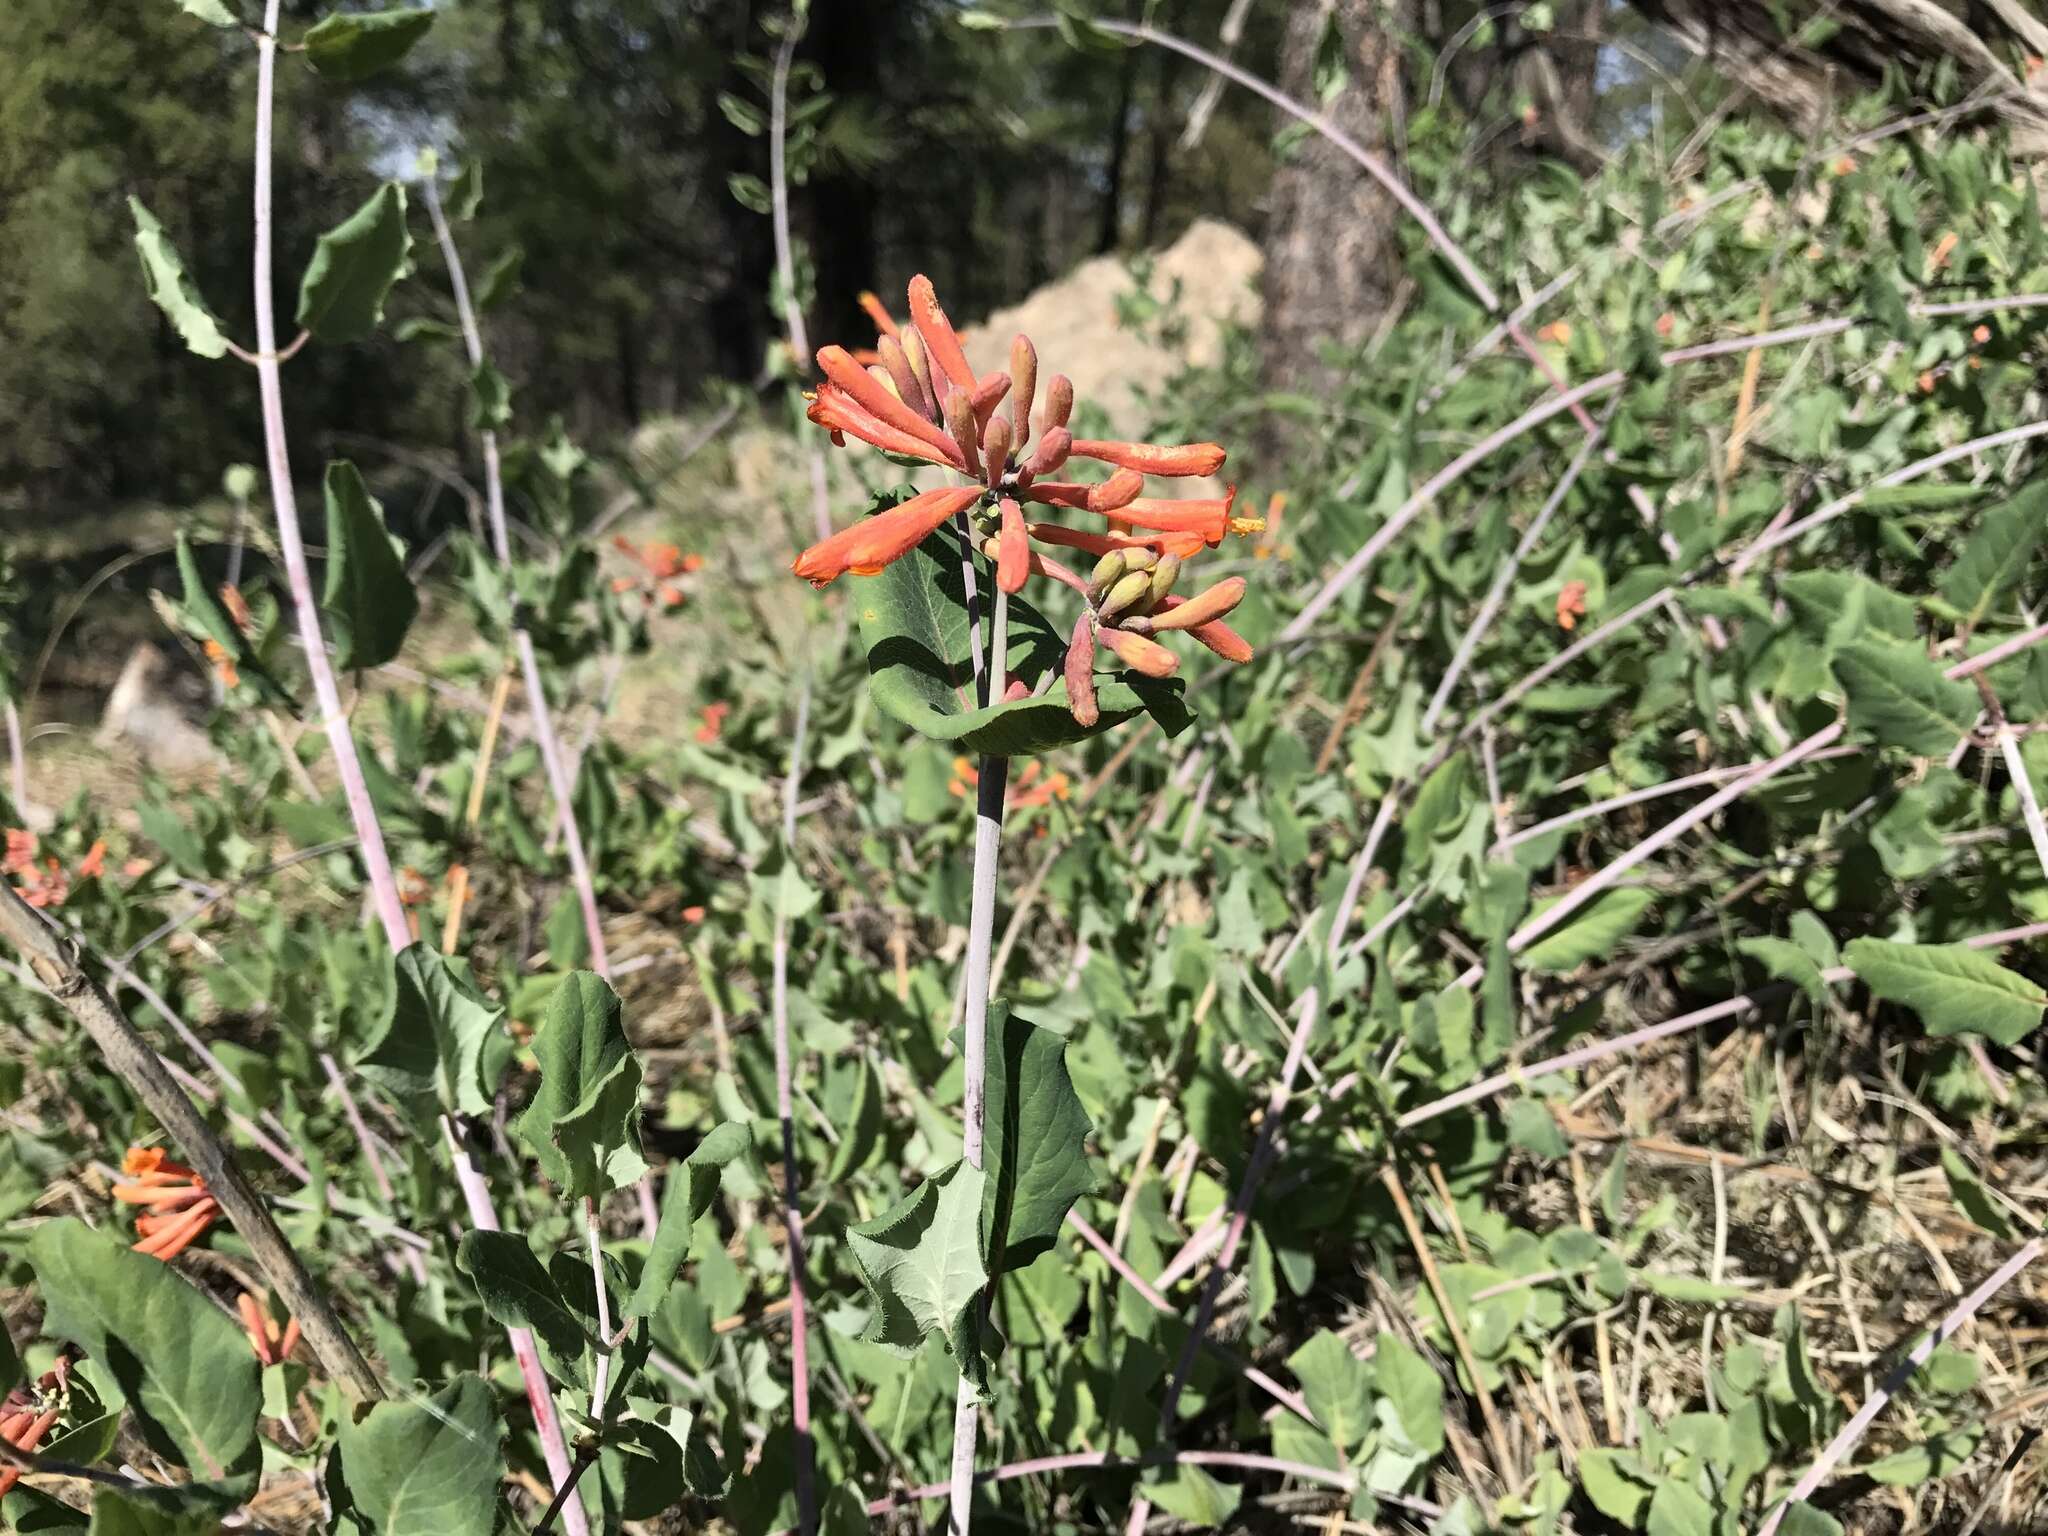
[3,0,2041,519]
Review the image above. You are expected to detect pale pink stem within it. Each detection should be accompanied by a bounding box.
[321,1052,395,1204]
[1999,729,2048,881]
[1400,921,2048,1130]
[1054,22,1499,310]
[1152,1210,1225,1291]
[1453,724,1846,990]
[1954,619,2048,678]
[1065,1211,1317,1425]
[769,24,830,543]
[772,678,817,1536]
[251,1,409,954]
[4,700,26,815]
[1660,316,1855,364]
[1506,318,1597,434]
[442,1115,585,1536]
[1327,793,1401,958]
[1503,749,1863,850]
[421,177,610,980]
[1734,421,2048,576]
[1281,371,1625,641]
[1420,421,1607,734]
[585,1196,614,1423]
[1757,1237,2045,1536]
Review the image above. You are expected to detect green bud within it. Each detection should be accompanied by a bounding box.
[1088,551,1127,600]
[1120,547,1159,574]
[1148,552,1181,605]
[1098,569,1154,623]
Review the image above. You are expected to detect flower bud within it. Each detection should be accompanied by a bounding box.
[1041,373,1074,434]
[1064,614,1098,727]
[1099,624,1179,678]
[877,335,930,421]
[981,414,1014,490]
[1147,577,1246,632]
[1088,550,1128,600]
[1086,469,1144,513]
[1098,569,1154,623]
[1148,552,1181,605]
[997,497,1028,595]
[1021,425,1071,477]
[1010,334,1038,446]
[944,386,982,478]
[1119,546,1159,574]
[901,327,938,416]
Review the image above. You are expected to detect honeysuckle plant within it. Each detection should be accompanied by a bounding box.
[6,7,2048,1536]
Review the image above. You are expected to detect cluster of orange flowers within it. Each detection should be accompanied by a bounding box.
[948,756,1070,810]
[695,701,730,744]
[612,536,704,610]
[114,1146,219,1261]
[0,1357,69,1496]
[237,1291,300,1367]
[3,830,105,911]
[791,275,1259,725]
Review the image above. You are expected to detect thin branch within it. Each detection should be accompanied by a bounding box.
[0,880,381,1401]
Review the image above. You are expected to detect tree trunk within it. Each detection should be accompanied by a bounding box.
[1098,41,1140,253]
[805,0,883,350]
[1259,0,1413,423]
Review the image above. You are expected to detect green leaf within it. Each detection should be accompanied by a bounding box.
[296,182,413,344]
[624,1122,757,1318]
[1845,938,2046,1045]
[845,1159,988,1376]
[474,246,523,311]
[1635,1271,1748,1302]
[1941,482,2043,629]
[358,944,510,1120]
[171,532,241,656]
[1939,1146,2016,1237]
[856,525,1190,755]
[1771,1504,1844,1536]
[321,460,420,670]
[302,9,435,81]
[1143,1463,1241,1527]
[516,971,650,1199]
[1862,1424,1982,1485]
[456,1230,589,1358]
[448,160,484,221]
[1647,1479,1715,1536]
[469,360,512,431]
[129,200,228,360]
[1831,639,1978,756]
[28,1220,259,1477]
[1505,1098,1569,1159]
[1287,1331,1374,1453]
[977,1007,1095,1274]
[1736,937,1830,1008]
[169,0,239,26]
[1519,887,1655,973]
[336,1375,502,1536]
[87,1482,245,1536]
[1577,1447,1654,1523]
[1373,1331,1444,1456]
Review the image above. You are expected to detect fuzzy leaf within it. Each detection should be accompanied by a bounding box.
[625,1122,758,1318]
[1831,639,1978,756]
[357,944,511,1121]
[1736,936,1830,1007]
[1941,482,2043,628]
[1846,938,2046,1045]
[975,1007,1095,1275]
[169,0,239,25]
[336,1375,502,1536]
[321,460,419,670]
[516,972,650,1198]
[1287,1331,1374,1453]
[845,1159,988,1378]
[856,524,1190,754]
[303,9,435,81]
[1374,1331,1444,1456]
[1519,887,1656,974]
[87,1482,246,1536]
[130,200,228,359]
[1143,1464,1241,1527]
[456,1231,589,1359]
[297,182,412,343]
[29,1220,259,1477]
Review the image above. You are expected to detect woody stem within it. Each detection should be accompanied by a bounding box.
[947,750,1009,1535]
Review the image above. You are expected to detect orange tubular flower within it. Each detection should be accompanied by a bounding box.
[817,345,965,466]
[792,485,984,587]
[908,275,978,394]
[798,273,1257,715]
[1556,580,1588,632]
[117,1147,219,1261]
[239,1292,300,1367]
[1069,438,1227,478]
[807,382,963,469]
